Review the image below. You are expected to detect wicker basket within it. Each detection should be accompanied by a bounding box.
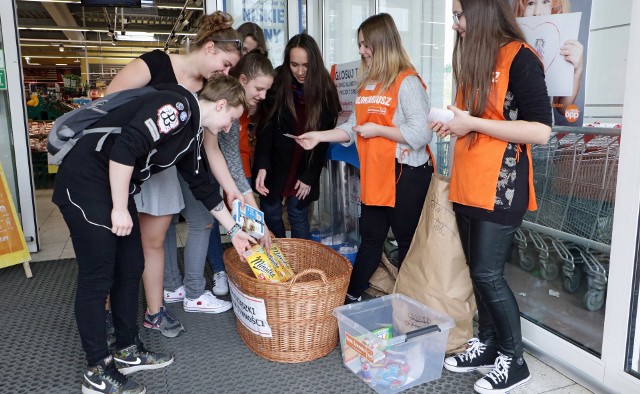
[224,238,352,363]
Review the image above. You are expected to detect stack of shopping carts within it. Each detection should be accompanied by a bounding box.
[512,129,620,311]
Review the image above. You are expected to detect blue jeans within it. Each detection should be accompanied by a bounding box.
[260,196,310,239]
[207,220,225,273]
[163,174,214,299]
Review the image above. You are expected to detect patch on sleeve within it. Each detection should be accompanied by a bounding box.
[180,111,188,121]
[157,104,180,133]
[144,118,160,141]
[176,102,185,111]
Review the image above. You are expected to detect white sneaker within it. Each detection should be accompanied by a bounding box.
[183,290,232,314]
[212,272,229,296]
[164,285,185,304]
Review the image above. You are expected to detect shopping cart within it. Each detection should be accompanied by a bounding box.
[511,128,620,311]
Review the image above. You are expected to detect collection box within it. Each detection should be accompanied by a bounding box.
[231,199,265,239]
[333,293,455,393]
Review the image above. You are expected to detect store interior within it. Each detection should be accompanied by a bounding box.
[17,0,204,189]
[15,0,613,379]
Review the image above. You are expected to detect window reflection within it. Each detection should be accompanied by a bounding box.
[505,130,619,355]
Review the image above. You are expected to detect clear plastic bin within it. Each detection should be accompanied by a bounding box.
[333,293,455,393]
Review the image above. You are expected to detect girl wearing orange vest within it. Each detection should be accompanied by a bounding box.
[296,13,433,302]
[430,1,552,393]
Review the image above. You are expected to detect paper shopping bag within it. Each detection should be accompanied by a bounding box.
[394,173,476,354]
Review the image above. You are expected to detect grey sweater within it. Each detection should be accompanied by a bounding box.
[217,119,253,195]
[337,75,432,167]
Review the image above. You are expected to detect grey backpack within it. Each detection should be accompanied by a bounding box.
[47,86,160,165]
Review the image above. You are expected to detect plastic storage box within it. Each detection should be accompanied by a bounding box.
[333,294,455,393]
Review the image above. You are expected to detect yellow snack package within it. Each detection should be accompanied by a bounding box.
[268,242,295,280]
[244,245,282,282]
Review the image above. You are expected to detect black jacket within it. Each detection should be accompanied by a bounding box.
[53,84,222,211]
[253,87,338,208]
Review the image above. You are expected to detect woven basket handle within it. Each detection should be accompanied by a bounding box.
[288,268,328,286]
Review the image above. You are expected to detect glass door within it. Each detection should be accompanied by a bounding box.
[0,1,37,252]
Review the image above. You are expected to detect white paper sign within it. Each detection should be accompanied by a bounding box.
[332,60,360,124]
[229,280,272,338]
[517,12,581,97]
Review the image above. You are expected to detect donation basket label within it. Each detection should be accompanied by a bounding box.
[229,280,273,338]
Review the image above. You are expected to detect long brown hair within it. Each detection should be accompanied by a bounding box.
[267,34,340,133]
[453,0,525,119]
[357,13,415,93]
[237,22,268,56]
[193,11,242,55]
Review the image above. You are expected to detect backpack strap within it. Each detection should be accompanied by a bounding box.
[49,127,122,165]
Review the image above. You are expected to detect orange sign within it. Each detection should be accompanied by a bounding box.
[565,104,580,123]
[345,332,375,363]
[0,163,31,269]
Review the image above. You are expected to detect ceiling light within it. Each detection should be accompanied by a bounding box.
[74,58,81,63]
[25,56,30,63]
[58,43,64,52]
[56,63,67,66]
[114,32,157,42]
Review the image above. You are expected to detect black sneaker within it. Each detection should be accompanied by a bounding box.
[444,338,498,373]
[344,293,362,305]
[82,355,146,394]
[474,353,531,394]
[113,336,174,375]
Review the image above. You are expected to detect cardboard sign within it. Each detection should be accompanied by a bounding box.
[0,163,31,269]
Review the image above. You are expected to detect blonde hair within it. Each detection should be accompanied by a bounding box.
[356,13,416,93]
[193,11,242,54]
[199,74,249,111]
[513,0,571,17]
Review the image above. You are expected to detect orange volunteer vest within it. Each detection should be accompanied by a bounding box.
[449,41,537,212]
[355,69,416,207]
[238,112,252,178]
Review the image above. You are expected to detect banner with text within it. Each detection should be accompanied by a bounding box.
[330,60,360,124]
[0,163,31,269]
[225,0,288,67]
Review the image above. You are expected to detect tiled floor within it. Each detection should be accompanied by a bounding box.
[28,188,594,393]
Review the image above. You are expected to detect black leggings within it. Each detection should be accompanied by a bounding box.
[55,188,143,365]
[456,212,523,359]
[347,162,432,297]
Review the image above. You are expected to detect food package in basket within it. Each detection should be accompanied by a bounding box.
[268,242,295,281]
[232,200,265,239]
[244,244,288,282]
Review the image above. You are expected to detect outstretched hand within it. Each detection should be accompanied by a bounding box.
[231,230,256,261]
[295,132,321,150]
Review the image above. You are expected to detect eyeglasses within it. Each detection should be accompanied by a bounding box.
[452,11,464,25]
[215,39,242,51]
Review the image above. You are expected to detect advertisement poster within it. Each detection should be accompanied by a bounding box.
[513,0,592,126]
[225,0,288,67]
[0,163,31,269]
